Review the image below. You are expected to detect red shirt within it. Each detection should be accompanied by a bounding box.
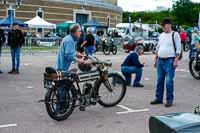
[179,31,187,42]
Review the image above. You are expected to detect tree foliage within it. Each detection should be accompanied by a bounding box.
[122,0,200,27]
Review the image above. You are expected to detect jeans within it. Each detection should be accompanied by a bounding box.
[155,58,175,103]
[85,45,94,56]
[121,66,143,85]
[0,47,2,57]
[0,47,2,70]
[189,44,195,59]
[56,87,68,113]
[11,48,21,71]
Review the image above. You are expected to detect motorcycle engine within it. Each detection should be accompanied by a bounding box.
[78,56,92,72]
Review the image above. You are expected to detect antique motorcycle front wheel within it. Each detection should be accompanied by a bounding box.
[95,73,126,107]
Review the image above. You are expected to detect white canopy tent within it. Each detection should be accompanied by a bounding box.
[25,16,56,48]
[25,16,56,29]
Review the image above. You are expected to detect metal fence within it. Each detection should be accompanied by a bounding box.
[3,37,61,55]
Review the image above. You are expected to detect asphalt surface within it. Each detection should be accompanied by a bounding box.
[0,51,199,133]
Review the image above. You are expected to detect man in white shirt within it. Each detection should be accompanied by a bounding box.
[150,18,181,107]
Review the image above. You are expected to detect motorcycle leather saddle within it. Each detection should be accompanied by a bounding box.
[45,67,57,74]
[44,67,64,80]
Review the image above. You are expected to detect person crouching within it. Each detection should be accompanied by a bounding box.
[121,46,146,87]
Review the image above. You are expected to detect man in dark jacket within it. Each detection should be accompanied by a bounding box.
[121,46,146,87]
[0,28,6,74]
[7,23,24,74]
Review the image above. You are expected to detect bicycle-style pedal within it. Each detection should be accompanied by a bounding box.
[90,96,101,105]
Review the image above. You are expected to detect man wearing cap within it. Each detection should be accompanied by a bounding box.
[7,23,24,74]
[121,46,146,87]
[151,18,181,107]
[0,28,6,74]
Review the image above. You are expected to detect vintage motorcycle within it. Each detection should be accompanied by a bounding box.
[189,47,200,79]
[41,56,126,121]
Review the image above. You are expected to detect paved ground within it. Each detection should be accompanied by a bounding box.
[0,51,199,133]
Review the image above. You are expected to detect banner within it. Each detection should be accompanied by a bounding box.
[128,16,132,34]
[198,12,200,30]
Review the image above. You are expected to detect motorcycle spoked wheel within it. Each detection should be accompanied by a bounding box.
[45,85,76,121]
[112,45,117,55]
[103,44,111,55]
[189,58,200,80]
[95,73,126,107]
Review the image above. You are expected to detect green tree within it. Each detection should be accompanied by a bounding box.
[172,0,196,26]
[122,0,200,27]
[122,10,171,24]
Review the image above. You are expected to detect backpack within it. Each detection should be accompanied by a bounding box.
[172,32,183,60]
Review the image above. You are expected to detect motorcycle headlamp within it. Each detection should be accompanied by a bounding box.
[198,54,200,59]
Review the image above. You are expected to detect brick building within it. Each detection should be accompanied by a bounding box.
[0,0,122,28]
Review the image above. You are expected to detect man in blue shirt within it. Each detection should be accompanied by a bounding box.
[121,46,145,87]
[55,24,83,113]
[56,24,82,71]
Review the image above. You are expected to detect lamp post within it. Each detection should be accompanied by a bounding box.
[155,20,158,32]
[0,0,23,27]
[139,18,143,37]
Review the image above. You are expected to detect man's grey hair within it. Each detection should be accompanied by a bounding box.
[135,46,144,53]
[69,23,80,34]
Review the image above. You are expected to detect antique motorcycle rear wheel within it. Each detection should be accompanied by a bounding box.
[45,83,76,121]
[96,73,126,107]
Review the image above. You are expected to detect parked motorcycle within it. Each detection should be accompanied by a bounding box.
[41,56,126,121]
[189,48,200,79]
[102,37,117,55]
